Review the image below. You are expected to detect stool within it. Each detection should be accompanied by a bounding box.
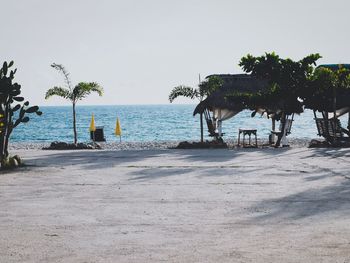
[238,128,257,147]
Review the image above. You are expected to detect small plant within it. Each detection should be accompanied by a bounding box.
[0,61,42,169]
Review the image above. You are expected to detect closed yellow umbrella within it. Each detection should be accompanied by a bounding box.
[89,113,96,142]
[115,117,122,142]
[89,113,96,132]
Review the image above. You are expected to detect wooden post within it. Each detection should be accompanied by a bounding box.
[275,113,286,147]
[271,118,276,144]
[332,86,337,144]
[218,109,222,138]
[200,113,204,143]
[199,73,204,143]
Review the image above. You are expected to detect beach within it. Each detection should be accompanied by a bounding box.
[8,138,311,151]
[2,0,350,262]
[1,145,350,262]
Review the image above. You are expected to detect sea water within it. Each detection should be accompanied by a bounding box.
[10,105,345,143]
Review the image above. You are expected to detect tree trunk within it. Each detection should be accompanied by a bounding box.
[322,111,331,142]
[4,125,12,160]
[72,102,77,144]
[271,118,276,144]
[200,113,203,143]
[0,133,4,165]
[3,101,10,158]
[0,104,5,166]
[332,86,337,144]
[0,100,10,166]
[275,114,286,147]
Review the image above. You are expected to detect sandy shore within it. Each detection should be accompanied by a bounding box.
[1,146,350,262]
[8,138,311,151]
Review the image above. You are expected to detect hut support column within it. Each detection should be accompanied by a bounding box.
[281,119,288,146]
[199,73,204,143]
[200,113,204,143]
[218,109,222,138]
[275,113,286,147]
[333,86,337,144]
[271,119,276,144]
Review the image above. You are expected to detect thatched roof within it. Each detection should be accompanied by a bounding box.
[193,74,267,115]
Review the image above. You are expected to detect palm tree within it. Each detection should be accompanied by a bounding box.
[45,63,103,144]
[169,76,223,142]
[169,85,203,141]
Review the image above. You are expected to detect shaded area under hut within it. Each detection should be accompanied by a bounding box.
[193,74,267,141]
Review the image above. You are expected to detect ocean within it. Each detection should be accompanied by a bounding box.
[10,105,341,143]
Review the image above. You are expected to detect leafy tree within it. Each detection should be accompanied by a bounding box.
[303,66,350,113]
[45,63,103,144]
[230,52,321,146]
[303,66,350,143]
[0,61,42,168]
[169,76,223,142]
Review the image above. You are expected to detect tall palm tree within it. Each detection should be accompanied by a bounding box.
[45,63,103,144]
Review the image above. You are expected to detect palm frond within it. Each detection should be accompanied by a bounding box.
[169,86,198,103]
[51,63,72,90]
[198,76,223,98]
[72,82,103,101]
[45,86,71,100]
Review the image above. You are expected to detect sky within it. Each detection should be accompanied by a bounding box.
[1,0,350,106]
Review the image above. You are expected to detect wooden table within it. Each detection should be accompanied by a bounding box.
[238,128,257,147]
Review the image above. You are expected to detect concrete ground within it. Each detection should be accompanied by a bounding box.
[1,147,350,262]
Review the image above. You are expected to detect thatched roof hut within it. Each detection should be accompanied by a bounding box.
[193,74,267,116]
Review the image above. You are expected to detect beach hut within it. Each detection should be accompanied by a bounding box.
[193,74,267,139]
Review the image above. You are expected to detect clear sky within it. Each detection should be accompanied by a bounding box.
[1,0,349,106]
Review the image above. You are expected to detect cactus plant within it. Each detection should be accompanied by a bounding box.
[0,61,42,169]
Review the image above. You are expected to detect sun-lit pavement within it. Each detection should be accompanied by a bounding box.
[1,147,350,262]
